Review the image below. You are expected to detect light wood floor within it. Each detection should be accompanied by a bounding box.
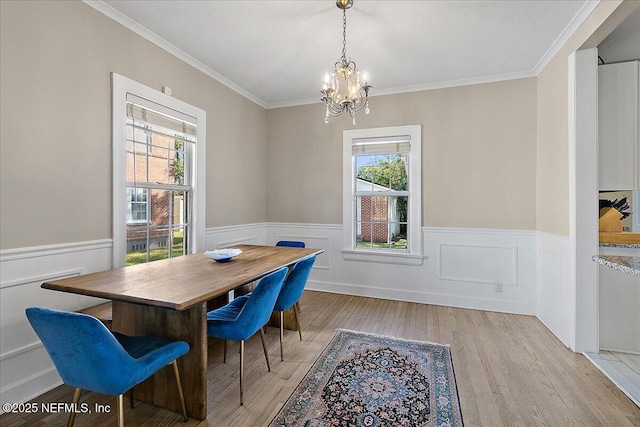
[2,291,639,426]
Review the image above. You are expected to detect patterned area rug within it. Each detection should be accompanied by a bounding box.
[269,329,463,427]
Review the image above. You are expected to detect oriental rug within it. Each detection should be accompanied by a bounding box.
[269,329,463,427]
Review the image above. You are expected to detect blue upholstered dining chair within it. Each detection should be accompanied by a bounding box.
[25,307,189,427]
[275,240,306,314]
[273,255,316,361]
[276,240,305,248]
[206,267,287,405]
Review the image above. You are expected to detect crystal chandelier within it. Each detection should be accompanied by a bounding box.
[321,0,371,125]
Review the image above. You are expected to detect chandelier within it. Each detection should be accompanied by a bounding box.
[321,0,371,125]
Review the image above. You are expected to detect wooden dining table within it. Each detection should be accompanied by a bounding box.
[40,244,323,420]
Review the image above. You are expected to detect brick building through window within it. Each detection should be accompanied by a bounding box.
[356,178,401,244]
[126,127,185,253]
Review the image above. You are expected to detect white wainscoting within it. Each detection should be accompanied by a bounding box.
[205,222,267,249]
[263,223,537,315]
[0,240,112,409]
[0,225,573,408]
[536,232,573,349]
[424,227,536,314]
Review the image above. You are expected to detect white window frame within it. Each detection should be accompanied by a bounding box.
[126,187,149,224]
[112,73,206,268]
[342,125,423,265]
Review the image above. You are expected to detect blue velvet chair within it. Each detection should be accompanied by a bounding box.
[276,240,305,248]
[273,255,316,361]
[206,267,287,405]
[275,240,305,314]
[25,307,189,427]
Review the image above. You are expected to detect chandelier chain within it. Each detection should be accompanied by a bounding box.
[341,9,347,63]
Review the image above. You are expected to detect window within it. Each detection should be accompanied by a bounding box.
[112,74,206,268]
[126,187,148,223]
[342,125,422,265]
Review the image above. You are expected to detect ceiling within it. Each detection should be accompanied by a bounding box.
[93,0,597,108]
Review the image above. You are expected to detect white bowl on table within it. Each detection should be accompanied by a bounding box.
[204,248,242,263]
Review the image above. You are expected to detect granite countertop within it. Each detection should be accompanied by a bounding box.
[599,243,640,249]
[593,255,640,278]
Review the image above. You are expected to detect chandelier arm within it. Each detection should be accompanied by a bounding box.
[351,100,367,113]
[326,103,346,116]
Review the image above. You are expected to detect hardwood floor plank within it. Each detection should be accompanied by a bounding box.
[2,291,639,427]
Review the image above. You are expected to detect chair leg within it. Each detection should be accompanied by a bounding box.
[259,327,271,372]
[128,389,134,409]
[292,306,302,340]
[117,394,125,427]
[66,388,82,427]
[279,311,284,361]
[171,360,188,422]
[223,339,227,363]
[239,340,245,406]
[295,301,301,314]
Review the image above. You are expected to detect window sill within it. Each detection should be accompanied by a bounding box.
[341,249,424,266]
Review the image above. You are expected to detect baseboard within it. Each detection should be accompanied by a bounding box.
[0,366,62,414]
[307,280,537,315]
[536,308,571,348]
[598,347,640,356]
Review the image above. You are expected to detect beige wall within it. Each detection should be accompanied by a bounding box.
[0,0,267,250]
[267,78,538,229]
[3,0,636,250]
[536,0,635,236]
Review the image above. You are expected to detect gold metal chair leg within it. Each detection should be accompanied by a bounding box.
[239,340,244,405]
[259,327,271,371]
[171,360,188,422]
[117,394,124,427]
[66,388,82,427]
[295,301,301,314]
[292,306,302,340]
[279,311,284,361]
[223,339,227,363]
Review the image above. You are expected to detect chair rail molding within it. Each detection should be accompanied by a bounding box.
[0,239,112,262]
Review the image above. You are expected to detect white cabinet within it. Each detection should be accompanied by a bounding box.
[599,245,640,353]
[599,264,640,353]
[598,60,639,191]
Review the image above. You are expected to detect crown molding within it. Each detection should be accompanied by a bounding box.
[265,70,537,110]
[82,0,268,109]
[533,0,601,74]
[85,0,601,112]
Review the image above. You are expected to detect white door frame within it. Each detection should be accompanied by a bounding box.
[569,48,600,353]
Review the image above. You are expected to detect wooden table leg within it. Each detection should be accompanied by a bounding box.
[112,301,207,420]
